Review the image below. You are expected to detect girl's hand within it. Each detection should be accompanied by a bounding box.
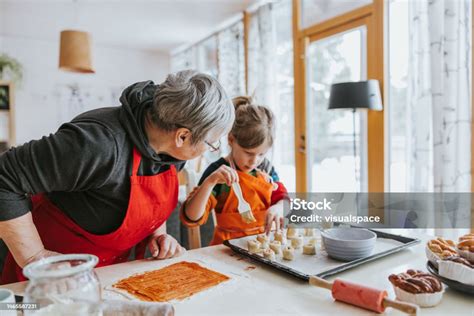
[204,165,239,186]
[265,203,284,234]
[148,233,186,259]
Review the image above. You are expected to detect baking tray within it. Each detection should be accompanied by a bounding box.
[224,228,420,281]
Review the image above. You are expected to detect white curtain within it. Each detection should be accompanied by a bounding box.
[170,47,196,73]
[217,22,246,98]
[247,3,277,107]
[247,3,278,162]
[408,0,472,192]
[195,36,218,78]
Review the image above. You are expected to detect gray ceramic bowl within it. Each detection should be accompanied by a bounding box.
[321,228,377,261]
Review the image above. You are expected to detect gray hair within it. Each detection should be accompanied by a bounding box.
[150,70,234,144]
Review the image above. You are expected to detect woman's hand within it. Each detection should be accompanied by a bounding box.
[25,249,62,266]
[265,202,284,234]
[204,165,238,186]
[148,233,186,260]
[0,213,61,268]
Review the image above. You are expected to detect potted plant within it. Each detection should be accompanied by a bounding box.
[0,54,23,86]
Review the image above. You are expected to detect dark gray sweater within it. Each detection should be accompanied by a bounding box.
[0,81,185,234]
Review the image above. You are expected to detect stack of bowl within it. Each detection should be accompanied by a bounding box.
[321,228,377,261]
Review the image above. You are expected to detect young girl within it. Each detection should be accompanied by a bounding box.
[180,96,288,245]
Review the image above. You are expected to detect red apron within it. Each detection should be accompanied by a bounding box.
[1,148,178,284]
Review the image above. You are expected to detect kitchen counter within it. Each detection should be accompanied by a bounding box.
[1,229,472,315]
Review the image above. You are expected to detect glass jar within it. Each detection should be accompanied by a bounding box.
[23,254,101,316]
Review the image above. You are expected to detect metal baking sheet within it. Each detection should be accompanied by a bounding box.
[224,229,420,280]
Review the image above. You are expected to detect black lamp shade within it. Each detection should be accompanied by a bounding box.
[328,80,383,111]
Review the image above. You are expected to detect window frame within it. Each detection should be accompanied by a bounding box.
[292,0,385,193]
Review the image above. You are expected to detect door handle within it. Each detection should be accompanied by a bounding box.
[299,135,306,153]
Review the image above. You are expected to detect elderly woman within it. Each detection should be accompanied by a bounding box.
[0,70,234,284]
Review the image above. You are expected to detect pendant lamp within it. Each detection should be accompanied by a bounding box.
[59,30,94,73]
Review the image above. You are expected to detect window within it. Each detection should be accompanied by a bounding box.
[307,27,368,192]
[273,1,296,192]
[196,36,218,78]
[387,0,409,192]
[300,0,372,28]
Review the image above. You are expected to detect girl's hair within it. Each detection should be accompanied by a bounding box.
[231,96,275,149]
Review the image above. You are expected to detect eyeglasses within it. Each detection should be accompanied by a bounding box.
[205,140,221,152]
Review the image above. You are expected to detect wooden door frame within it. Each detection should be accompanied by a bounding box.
[0,81,15,146]
[292,0,384,193]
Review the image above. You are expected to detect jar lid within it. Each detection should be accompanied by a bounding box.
[23,254,98,279]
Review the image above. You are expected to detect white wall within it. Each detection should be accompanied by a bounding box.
[1,35,169,145]
[0,2,170,145]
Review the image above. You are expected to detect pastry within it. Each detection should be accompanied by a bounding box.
[282,246,295,261]
[438,255,474,285]
[113,262,230,302]
[456,235,474,262]
[260,240,270,250]
[302,242,316,255]
[247,240,261,253]
[263,248,276,261]
[256,234,269,244]
[304,228,315,237]
[388,269,444,307]
[308,237,318,246]
[426,238,457,265]
[269,241,282,255]
[457,239,474,250]
[286,226,299,238]
[458,233,474,242]
[274,231,285,243]
[291,234,304,249]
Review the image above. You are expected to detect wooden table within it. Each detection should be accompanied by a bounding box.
[1,230,472,315]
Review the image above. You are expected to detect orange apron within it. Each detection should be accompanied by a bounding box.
[211,170,273,245]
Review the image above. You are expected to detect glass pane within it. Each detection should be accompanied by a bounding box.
[300,0,372,29]
[217,21,245,98]
[196,36,218,78]
[273,1,296,192]
[307,27,367,192]
[170,47,196,73]
[0,112,9,144]
[388,0,409,192]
